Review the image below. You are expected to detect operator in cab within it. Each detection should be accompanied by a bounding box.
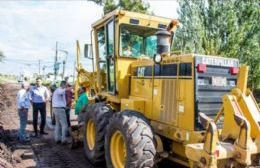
[122,45,132,57]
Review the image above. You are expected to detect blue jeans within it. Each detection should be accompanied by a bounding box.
[18,109,28,141]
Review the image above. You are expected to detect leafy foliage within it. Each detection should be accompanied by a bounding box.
[89,0,150,14]
[174,0,260,89]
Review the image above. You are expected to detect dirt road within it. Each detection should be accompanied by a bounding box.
[0,83,97,168]
[0,83,182,168]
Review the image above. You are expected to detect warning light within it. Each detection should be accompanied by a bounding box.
[197,64,207,73]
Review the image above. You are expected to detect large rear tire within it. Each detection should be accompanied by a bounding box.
[83,102,113,165]
[105,110,156,168]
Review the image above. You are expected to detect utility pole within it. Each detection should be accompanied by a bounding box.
[38,59,41,76]
[58,50,68,79]
[54,42,58,81]
[62,60,65,79]
[42,65,46,81]
[54,42,68,81]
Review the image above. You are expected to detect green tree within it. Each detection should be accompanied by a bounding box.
[174,0,260,89]
[89,0,150,14]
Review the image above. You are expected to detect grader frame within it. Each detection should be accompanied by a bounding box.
[80,9,260,168]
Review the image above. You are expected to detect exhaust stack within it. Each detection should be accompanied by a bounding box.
[156,30,171,55]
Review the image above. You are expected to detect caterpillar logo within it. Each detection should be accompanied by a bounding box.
[196,55,239,67]
[137,67,146,77]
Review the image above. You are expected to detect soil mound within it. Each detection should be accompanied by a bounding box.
[0,84,14,168]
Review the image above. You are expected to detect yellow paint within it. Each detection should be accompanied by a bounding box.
[110,131,126,168]
[221,66,260,140]
[74,40,81,103]
[92,10,176,30]
[121,98,145,114]
[221,89,260,140]
[74,40,98,107]
[91,9,177,103]
[178,58,195,131]
[86,119,96,150]
[83,9,260,167]
[116,58,133,99]
[237,65,248,94]
[186,65,260,167]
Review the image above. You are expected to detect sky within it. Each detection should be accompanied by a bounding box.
[0,0,179,77]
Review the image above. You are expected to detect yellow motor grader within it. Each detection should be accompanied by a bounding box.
[80,10,259,167]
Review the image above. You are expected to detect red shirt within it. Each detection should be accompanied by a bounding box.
[65,88,73,108]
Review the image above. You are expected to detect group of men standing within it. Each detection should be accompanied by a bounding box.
[52,80,88,144]
[16,77,87,144]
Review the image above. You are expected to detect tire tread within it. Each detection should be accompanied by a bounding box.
[105,110,156,168]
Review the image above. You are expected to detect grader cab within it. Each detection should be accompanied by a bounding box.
[81,10,260,168]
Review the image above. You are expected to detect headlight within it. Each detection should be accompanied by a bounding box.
[228,80,236,87]
[154,54,162,64]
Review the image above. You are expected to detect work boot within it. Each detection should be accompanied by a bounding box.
[61,141,67,145]
[55,140,61,144]
[32,132,39,138]
[40,131,48,135]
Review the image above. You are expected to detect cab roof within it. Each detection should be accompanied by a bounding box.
[92,9,177,30]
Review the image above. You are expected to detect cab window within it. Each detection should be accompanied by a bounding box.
[145,36,157,57]
[107,21,114,56]
[106,20,116,93]
[120,24,158,58]
[97,27,107,90]
[97,27,106,61]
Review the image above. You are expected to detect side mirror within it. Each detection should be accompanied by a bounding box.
[84,44,88,58]
[84,44,93,59]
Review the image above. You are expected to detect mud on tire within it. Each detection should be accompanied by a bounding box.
[105,110,156,168]
[83,102,113,165]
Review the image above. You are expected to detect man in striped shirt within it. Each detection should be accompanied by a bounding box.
[30,77,50,137]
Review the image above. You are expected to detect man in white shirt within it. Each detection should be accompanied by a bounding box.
[52,81,67,144]
[17,82,31,142]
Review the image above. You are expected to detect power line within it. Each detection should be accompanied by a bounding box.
[2,60,54,66]
[3,58,53,64]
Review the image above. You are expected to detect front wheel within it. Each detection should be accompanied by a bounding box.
[83,102,113,165]
[105,110,156,168]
